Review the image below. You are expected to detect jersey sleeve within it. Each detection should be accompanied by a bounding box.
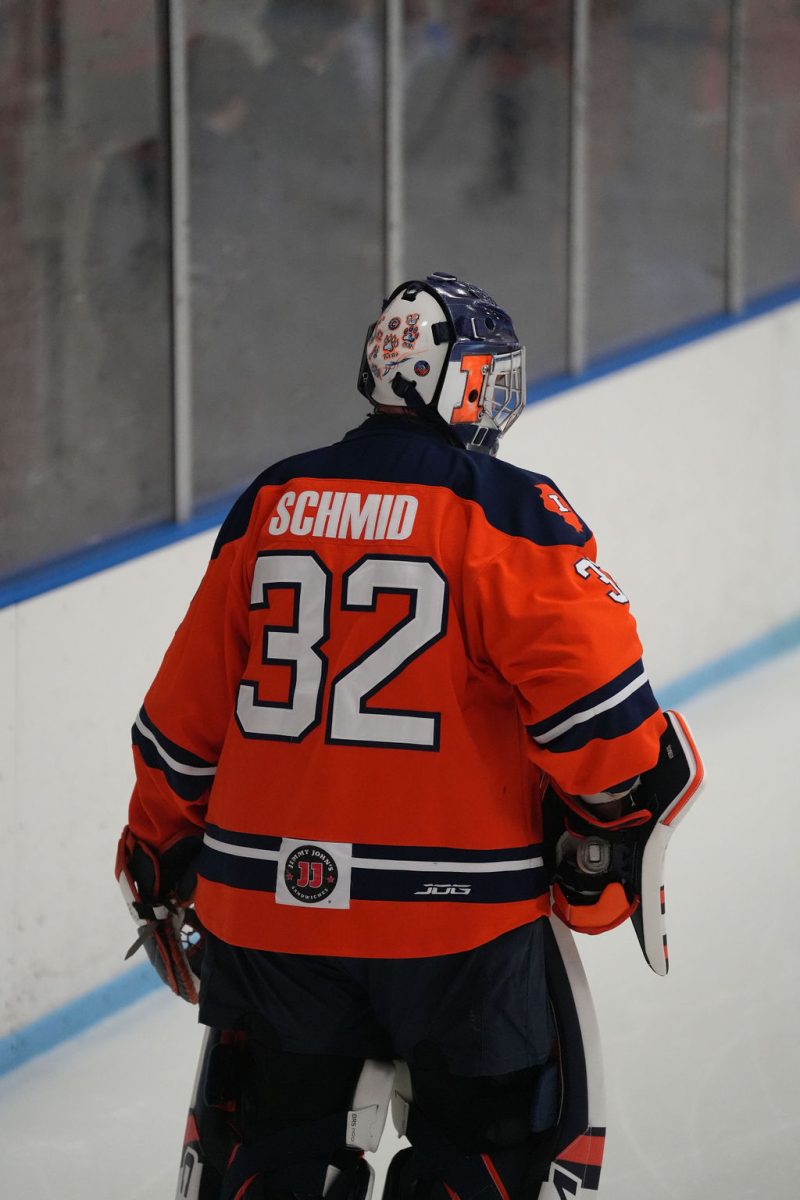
[125,498,255,853]
[468,525,665,797]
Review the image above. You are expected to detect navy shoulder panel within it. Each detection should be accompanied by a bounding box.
[210,437,350,558]
[210,471,268,559]
[211,422,592,555]
[453,451,593,548]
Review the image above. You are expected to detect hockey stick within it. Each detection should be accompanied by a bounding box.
[540,917,606,1198]
[630,710,704,976]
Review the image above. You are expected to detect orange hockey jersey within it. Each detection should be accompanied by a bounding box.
[126,416,665,957]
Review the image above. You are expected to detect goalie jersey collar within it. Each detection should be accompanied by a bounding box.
[343,413,457,445]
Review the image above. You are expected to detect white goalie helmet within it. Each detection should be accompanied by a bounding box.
[357,272,526,454]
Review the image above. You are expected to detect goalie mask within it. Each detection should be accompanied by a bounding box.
[357,272,526,455]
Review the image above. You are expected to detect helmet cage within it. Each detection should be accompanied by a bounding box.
[441,345,525,432]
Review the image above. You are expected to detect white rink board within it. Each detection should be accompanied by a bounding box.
[0,653,798,1198]
[0,532,215,1035]
[1,297,799,1036]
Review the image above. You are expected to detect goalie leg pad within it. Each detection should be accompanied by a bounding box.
[390,919,608,1200]
[177,1022,390,1200]
[399,1060,560,1200]
[382,1148,418,1200]
[177,1029,240,1200]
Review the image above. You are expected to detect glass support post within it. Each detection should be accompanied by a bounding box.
[167,0,193,522]
[383,0,404,296]
[725,0,747,314]
[567,0,590,374]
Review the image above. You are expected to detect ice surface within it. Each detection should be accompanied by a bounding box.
[1,650,798,1198]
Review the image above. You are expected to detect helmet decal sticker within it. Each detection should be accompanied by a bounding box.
[388,316,401,330]
[414,360,430,376]
[403,323,420,349]
[383,333,400,358]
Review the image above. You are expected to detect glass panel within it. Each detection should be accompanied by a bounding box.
[187,0,382,504]
[744,1,800,299]
[403,0,572,381]
[587,0,729,358]
[0,1,173,578]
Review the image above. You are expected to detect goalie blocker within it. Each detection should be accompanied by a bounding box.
[548,709,704,974]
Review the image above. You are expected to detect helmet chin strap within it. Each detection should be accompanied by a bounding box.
[390,373,464,447]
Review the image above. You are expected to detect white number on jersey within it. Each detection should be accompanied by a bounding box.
[574,557,629,605]
[328,556,448,749]
[236,552,448,748]
[236,552,331,741]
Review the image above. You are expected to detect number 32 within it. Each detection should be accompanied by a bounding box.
[236,552,449,750]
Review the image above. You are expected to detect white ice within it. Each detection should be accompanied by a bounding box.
[1,650,798,1199]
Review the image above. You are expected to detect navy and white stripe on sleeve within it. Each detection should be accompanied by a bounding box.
[132,707,217,801]
[526,660,659,755]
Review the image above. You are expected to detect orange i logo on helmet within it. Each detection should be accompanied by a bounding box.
[450,353,493,423]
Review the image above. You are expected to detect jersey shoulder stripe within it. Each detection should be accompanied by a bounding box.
[526,660,659,755]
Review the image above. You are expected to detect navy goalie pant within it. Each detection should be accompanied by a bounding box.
[199,918,555,1077]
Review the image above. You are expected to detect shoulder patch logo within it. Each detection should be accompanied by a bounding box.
[535,484,584,533]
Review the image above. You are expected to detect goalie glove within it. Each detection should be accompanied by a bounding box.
[548,709,704,974]
[116,827,206,1004]
[550,801,646,935]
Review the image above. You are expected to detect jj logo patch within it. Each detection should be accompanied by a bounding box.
[275,839,352,909]
[284,845,338,903]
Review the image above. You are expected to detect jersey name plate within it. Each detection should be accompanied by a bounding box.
[268,489,418,541]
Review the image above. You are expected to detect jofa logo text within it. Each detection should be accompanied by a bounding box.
[415,883,472,896]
